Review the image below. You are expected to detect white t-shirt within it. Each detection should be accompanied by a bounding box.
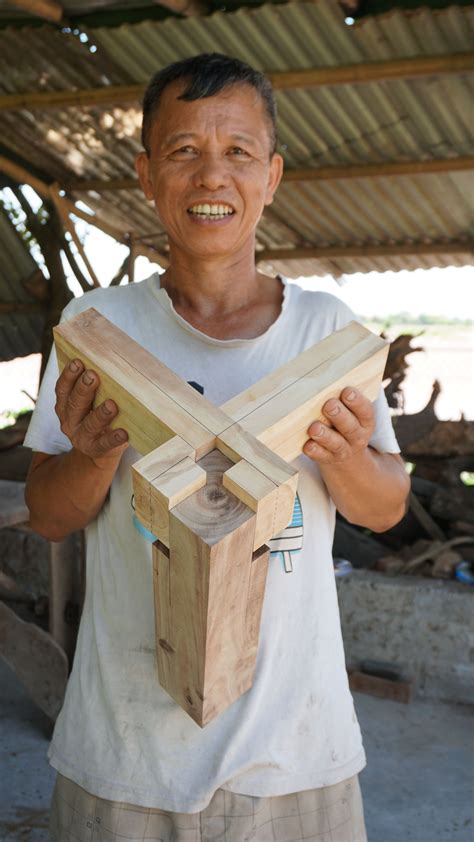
[25,274,399,812]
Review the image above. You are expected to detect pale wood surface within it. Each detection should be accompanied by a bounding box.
[53,308,389,725]
[154,450,270,726]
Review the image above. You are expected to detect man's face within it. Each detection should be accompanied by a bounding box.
[136,81,283,260]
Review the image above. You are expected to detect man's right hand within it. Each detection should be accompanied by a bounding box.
[25,357,129,541]
[55,358,129,466]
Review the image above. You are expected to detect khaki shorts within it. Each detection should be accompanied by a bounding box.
[49,771,367,841]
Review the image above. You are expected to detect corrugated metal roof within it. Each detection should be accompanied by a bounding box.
[0,0,472,281]
[0,203,45,360]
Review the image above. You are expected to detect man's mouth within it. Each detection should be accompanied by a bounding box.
[187,203,235,221]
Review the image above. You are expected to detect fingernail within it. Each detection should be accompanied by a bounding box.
[69,360,81,372]
[305,441,317,454]
[345,390,356,401]
[311,425,325,438]
[115,430,126,442]
[327,404,340,417]
[82,371,94,385]
[103,400,114,415]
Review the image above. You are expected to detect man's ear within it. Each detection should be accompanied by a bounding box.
[135,152,154,201]
[264,153,284,207]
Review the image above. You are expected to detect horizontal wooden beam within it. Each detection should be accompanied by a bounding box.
[7,0,63,23]
[0,53,472,112]
[0,153,168,267]
[257,241,474,262]
[63,156,474,193]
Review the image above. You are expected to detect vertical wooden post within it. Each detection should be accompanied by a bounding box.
[153,450,270,726]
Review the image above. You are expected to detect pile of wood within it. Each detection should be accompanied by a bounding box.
[334,333,474,581]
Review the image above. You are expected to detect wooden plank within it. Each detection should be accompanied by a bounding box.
[54,309,217,457]
[222,321,372,423]
[240,337,389,462]
[132,437,194,538]
[217,423,297,486]
[152,458,207,509]
[223,460,297,550]
[348,670,413,704]
[0,602,68,720]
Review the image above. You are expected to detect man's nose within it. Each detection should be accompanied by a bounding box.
[192,155,230,190]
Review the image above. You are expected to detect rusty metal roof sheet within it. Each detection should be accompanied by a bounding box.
[0,0,472,283]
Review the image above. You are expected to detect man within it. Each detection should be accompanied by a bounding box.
[25,53,409,841]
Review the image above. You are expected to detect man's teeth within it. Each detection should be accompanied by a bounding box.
[188,204,234,219]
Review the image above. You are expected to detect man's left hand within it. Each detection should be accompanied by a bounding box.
[303,387,375,465]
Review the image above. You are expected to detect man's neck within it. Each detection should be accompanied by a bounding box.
[159,247,284,340]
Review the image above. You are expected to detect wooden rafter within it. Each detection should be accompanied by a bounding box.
[154,0,207,15]
[0,153,169,268]
[0,53,472,112]
[256,242,474,262]
[62,157,474,194]
[7,0,63,23]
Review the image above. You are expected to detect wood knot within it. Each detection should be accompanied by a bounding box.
[158,639,174,654]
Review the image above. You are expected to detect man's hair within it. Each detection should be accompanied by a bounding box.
[141,52,278,157]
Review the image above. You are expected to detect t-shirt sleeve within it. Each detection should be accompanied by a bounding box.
[23,298,82,455]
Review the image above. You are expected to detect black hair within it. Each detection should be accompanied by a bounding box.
[141,52,277,157]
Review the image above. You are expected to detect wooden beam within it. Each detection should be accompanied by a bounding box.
[7,0,63,23]
[62,156,474,194]
[154,0,207,15]
[0,153,169,268]
[54,308,388,725]
[257,241,474,262]
[0,53,472,112]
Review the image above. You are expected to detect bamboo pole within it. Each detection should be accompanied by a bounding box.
[63,156,474,193]
[0,153,169,267]
[0,53,472,112]
[256,241,474,262]
[7,0,63,23]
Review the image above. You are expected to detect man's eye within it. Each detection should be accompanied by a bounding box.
[172,146,195,155]
[229,147,250,156]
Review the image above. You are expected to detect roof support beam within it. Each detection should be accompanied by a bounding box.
[0,153,169,268]
[0,52,472,112]
[7,0,63,23]
[62,156,474,193]
[256,242,474,262]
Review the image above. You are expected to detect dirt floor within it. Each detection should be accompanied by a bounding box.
[0,659,472,842]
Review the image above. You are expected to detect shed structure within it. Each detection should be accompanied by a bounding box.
[0,0,473,361]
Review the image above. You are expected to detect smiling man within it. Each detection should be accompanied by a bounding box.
[25,54,409,842]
